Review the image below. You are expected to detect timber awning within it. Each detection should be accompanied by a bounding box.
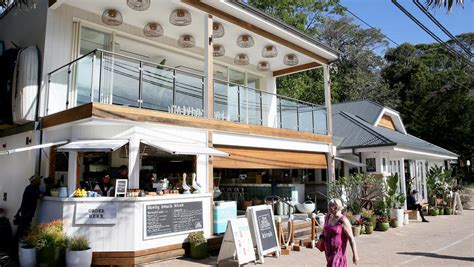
[213,146,327,169]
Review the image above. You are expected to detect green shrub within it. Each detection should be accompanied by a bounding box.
[68,236,90,251]
[188,231,206,245]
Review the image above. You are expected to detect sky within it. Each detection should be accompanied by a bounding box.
[339,0,474,48]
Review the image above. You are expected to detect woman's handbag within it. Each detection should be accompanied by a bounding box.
[315,237,325,252]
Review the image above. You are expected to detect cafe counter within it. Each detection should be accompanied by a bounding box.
[38,194,212,253]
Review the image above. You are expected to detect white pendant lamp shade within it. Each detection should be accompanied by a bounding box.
[127,0,150,11]
[262,45,278,58]
[178,34,195,48]
[234,54,249,65]
[102,9,123,26]
[283,54,299,66]
[170,9,192,26]
[213,45,225,57]
[257,61,270,72]
[237,34,254,48]
[213,22,225,38]
[143,22,163,38]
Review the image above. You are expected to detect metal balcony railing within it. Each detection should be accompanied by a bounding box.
[45,49,327,134]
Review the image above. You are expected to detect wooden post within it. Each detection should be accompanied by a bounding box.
[323,64,334,183]
[310,213,316,248]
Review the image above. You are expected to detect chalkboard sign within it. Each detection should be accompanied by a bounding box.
[246,205,280,263]
[255,209,278,251]
[114,179,127,197]
[144,201,203,239]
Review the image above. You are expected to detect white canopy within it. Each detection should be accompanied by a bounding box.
[57,140,129,152]
[0,140,68,155]
[334,156,366,167]
[141,140,229,157]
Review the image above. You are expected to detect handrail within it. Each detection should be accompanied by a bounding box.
[214,78,325,109]
[48,49,206,79]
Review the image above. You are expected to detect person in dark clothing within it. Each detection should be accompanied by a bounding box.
[15,175,44,241]
[94,175,114,196]
[407,190,429,222]
[118,165,129,180]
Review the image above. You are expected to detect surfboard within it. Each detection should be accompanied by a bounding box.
[12,46,40,124]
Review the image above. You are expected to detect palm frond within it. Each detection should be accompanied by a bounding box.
[424,0,464,11]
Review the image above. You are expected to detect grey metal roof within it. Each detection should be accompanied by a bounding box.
[332,100,384,124]
[333,104,458,158]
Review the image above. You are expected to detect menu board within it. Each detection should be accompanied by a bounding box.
[145,201,203,239]
[114,179,127,197]
[255,209,278,251]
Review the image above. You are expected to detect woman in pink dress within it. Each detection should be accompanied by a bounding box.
[322,198,359,266]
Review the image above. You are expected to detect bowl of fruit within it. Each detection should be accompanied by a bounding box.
[73,188,87,197]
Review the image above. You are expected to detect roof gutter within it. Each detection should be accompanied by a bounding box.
[228,0,340,60]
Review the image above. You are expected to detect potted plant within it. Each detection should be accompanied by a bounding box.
[445,206,453,215]
[387,174,405,227]
[430,208,439,216]
[351,218,363,237]
[365,221,374,234]
[19,229,38,267]
[438,207,445,215]
[188,231,208,260]
[35,220,67,267]
[390,218,400,228]
[361,208,376,226]
[376,216,390,231]
[66,236,92,267]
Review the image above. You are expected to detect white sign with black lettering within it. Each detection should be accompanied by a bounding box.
[217,218,256,266]
[115,179,128,197]
[75,203,118,225]
[246,205,280,264]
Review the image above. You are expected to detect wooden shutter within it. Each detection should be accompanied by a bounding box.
[213,146,327,169]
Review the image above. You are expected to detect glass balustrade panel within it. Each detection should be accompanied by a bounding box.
[313,107,327,134]
[298,103,314,133]
[280,98,298,130]
[47,68,69,115]
[141,64,174,111]
[260,91,276,127]
[239,86,261,125]
[73,54,94,106]
[175,71,203,116]
[214,81,238,122]
[101,53,140,107]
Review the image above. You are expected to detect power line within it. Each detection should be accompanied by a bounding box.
[335,3,400,47]
[391,0,473,67]
[413,0,473,57]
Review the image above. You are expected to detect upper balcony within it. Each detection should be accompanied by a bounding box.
[41,1,338,138]
[45,49,327,135]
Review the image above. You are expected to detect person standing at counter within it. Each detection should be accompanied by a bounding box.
[119,165,129,179]
[14,175,44,240]
[94,175,114,197]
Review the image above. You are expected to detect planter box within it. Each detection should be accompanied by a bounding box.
[66,248,92,267]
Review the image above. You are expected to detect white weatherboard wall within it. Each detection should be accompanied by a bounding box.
[39,194,212,251]
[0,131,38,225]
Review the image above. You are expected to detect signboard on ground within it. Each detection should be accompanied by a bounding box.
[246,205,280,263]
[144,201,203,239]
[75,203,117,225]
[217,218,256,266]
[114,179,128,197]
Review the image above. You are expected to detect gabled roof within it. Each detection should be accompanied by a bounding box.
[333,101,458,158]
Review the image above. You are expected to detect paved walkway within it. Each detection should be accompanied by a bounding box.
[145,210,474,267]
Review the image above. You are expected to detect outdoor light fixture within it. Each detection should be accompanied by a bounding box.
[213,22,225,38]
[234,54,250,65]
[143,22,163,38]
[262,45,278,58]
[283,54,299,66]
[126,0,150,11]
[169,9,192,26]
[178,34,195,48]
[102,9,123,26]
[237,34,254,48]
[213,44,225,57]
[257,61,270,72]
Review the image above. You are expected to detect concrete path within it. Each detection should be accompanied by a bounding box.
[144,210,474,267]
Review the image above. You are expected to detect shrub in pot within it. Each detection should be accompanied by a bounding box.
[365,222,374,234]
[376,216,390,231]
[438,207,445,215]
[66,236,92,267]
[34,220,67,267]
[430,208,438,216]
[188,231,208,260]
[445,207,453,215]
[390,218,400,228]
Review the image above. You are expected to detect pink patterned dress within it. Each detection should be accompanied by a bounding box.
[323,215,348,267]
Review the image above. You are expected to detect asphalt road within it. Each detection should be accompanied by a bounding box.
[145,209,474,267]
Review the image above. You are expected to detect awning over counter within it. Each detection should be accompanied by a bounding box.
[141,140,229,157]
[57,140,129,152]
[0,141,68,155]
[213,146,327,169]
[334,156,366,167]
